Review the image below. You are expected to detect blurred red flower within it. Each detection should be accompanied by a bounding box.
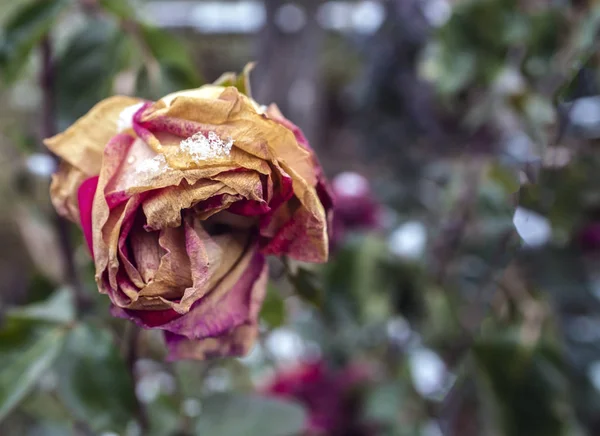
[331,172,383,246]
[263,361,377,435]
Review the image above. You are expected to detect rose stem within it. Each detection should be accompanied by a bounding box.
[125,324,150,432]
[40,36,87,312]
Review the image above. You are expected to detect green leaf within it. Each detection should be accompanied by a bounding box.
[146,394,181,436]
[0,289,74,422]
[98,0,135,19]
[21,390,72,423]
[135,62,196,100]
[56,324,136,433]
[138,24,201,88]
[487,162,520,195]
[289,267,323,307]
[55,17,133,127]
[473,331,575,436]
[323,235,393,322]
[0,0,71,83]
[213,63,255,97]
[260,283,286,328]
[363,382,406,425]
[195,393,307,436]
[0,319,67,422]
[9,287,75,325]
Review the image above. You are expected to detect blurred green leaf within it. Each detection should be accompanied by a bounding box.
[518,161,593,234]
[289,267,323,307]
[135,63,197,100]
[363,382,405,425]
[55,16,133,127]
[9,287,75,324]
[0,320,66,422]
[147,394,181,436]
[56,324,136,433]
[0,0,71,83]
[21,390,71,423]
[260,283,286,328]
[98,0,135,19]
[137,24,200,93]
[195,393,307,436]
[488,162,520,195]
[0,289,74,422]
[324,235,392,322]
[473,331,575,436]
[520,247,599,310]
[213,63,255,97]
[27,422,74,436]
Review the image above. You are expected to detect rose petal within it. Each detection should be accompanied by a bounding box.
[164,324,258,361]
[164,251,268,360]
[142,179,230,230]
[52,163,89,223]
[112,305,182,328]
[77,176,99,257]
[261,202,329,262]
[166,217,251,314]
[44,96,142,175]
[92,133,137,299]
[137,226,192,299]
[113,249,267,358]
[129,216,162,284]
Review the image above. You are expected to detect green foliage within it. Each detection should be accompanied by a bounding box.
[195,393,307,436]
[55,323,137,433]
[518,158,598,234]
[363,382,406,426]
[55,16,133,127]
[0,289,73,422]
[0,0,71,84]
[98,0,136,19]
[135,24,201,99]
[213,62,255,97]
[473,331,575,436]
[428,0,567,95]
[260,283,286,328]
[287,265,324,307]
[324,235,394,322]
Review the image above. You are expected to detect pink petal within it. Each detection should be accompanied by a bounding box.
[77,176,99,258]
[111,250,268,360]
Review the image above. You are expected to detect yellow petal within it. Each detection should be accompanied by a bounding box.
[142,179,232,230]
[44,96,142,175]
[49,162,87,222]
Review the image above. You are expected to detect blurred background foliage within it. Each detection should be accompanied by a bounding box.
[1,0,600,435]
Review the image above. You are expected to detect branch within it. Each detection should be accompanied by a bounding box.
[40,36,88,312]
[125,325,150,433]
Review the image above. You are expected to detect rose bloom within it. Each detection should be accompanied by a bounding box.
[45,72,332,360]
[264,361,377,436]
[331,172,383,245]
[577,222,600,252]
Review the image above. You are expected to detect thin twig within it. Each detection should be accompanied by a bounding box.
[432,160,483,285]
[125,325,150,433]
[40,36,88,312]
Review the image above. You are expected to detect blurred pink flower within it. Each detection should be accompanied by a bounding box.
[263,361,377,435]
[331,172,383,245]
[577,222,600,252]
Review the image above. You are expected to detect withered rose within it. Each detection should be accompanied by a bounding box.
[45,70,332,360]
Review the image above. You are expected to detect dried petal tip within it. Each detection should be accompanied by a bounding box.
[117,102,146,132]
